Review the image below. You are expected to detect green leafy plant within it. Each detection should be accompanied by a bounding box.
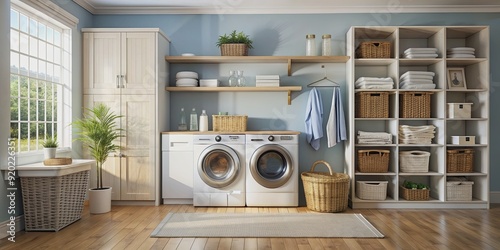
[403,180,430,190]
[42,137,58,148]
[72,104,123,190]
[216,30,253,48]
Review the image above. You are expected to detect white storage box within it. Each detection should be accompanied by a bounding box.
[399,151,430,172]
[356,181,388,200]
[447,103,472,118]
[451,136,475,145]
[447,180,473,201]
[199,79,219,87]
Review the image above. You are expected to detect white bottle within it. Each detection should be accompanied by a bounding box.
[199,110,208,132]
[189,108,198,131]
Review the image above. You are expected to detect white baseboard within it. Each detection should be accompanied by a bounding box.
[490,191,500,204]
[0,215,24,240]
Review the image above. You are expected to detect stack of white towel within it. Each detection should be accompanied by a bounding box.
[447,47,476,58]
[357,131,392,144]
[399,71,436,89]
[355,77,394,89]
[399,125,436,144]
[403,48,438,59]
[256,75,280,87]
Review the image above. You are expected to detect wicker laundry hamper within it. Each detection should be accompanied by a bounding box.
[301,160,350,213]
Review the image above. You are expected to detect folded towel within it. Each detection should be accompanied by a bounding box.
[404,48,438,54]
[355,77,393,84]
[447,54,476,58]
[400,75,434,82]
[399,79,434,86]
[356,84,394,89]
[404,53,438,58]
[400,83,436,89]
[400,71,435,78]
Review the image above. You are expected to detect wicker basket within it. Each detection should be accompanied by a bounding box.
[447,149,474,173]
[357,149,390,173]
[399,151,430,173]
[356,181,388,200]
[20,170,89,231]
[355,92,390,118]
[356,41,392,58]
[212,115,247,132]
[447,180,473,201]
[43,157,72,166]
[400,186,430,201]
[399,92,433,118]
[301,160,350,213]
[220,44,248,56]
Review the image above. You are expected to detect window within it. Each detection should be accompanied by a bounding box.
[10,2,72,154]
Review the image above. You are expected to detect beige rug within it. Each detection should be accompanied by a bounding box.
[150,213,384,238]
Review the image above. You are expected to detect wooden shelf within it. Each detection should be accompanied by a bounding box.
[165,55,349,76]
[165,86,302,105]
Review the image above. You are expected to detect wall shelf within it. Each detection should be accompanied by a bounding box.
[165,86,302,105]
[165,55,349,76]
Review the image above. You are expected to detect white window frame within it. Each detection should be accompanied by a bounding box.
[10,0,77,164]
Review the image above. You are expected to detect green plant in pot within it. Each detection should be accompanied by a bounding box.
[72,103,122,214]
[42,137,58,160]
[216,30,253,56]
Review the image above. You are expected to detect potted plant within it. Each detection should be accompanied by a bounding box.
[72,103,122,214]
[216,30,253,56]
[42,137,58,159]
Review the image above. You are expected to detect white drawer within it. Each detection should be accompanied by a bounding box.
[162,134,193,151]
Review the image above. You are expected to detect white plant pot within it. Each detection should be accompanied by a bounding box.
[89,187,112,214]
[44,148,56,159]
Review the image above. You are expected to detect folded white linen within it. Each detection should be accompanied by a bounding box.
[399,79,434,85]
[404,53,438,58]
[355,77,393,84]
[358,131,392,138]
[447,54,476,58]
[447,47,475,52]
[447,51,475,55]
[400,75,434,82]
[356,84,394,89]
[400,83,436,89]
[404,48,438,54]
[400,71,435,78]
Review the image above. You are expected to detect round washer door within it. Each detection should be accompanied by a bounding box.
[197,144,240,188]
[249,144,293,188]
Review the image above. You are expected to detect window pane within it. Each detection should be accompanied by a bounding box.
[29,79,37,99]
[19,99,28,121]
[10,9,19,29]
[38,23,46,41]
[38,100,45,120]
[29,37,37,57]
[46,123,53,137]
[46,101,53,121]
[38,40,46,60]
[19,54,28,75]
[19,13,28,33]
[19,76,28,98]
[46,63,53,82]
[29,122,37,151]
[47,44,54,62]
[29,57,38,77]
[10,52,19,74]
[38,81,46,99]
[29,99,37,121]
[53,47,60,64]
[29,19,37,36]
[10,74,19,97]
[10,30,19,51]
[38,60,46,80]
[10,97,19,120]
[10,122,19,140]
[47,27,53,44]
[20,122,28,140]
[20,33,28,54]
[53,66,60,83]
[54,31,61,46]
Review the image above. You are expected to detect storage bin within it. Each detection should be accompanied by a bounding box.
[447,149,474,173]
[356,181,388,200]
[399,151,430,173]
[212,115,247,132]
[451,136,475,145]
[447,180,473,201]
[399,92,433,118]
[355,92,389,118]
[357,149,390,173]
[301,160,350,213]
[447,103,472,118]
[356,41,392,58]
[400,186,430,201]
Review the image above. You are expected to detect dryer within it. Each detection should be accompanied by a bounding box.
[193,134,245,206]
[245,133,299,207]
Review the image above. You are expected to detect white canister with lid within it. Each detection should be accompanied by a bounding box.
[306,34,317,56]
[322,34,332,56]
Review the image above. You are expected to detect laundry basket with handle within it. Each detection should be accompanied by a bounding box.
[301,160,350,213]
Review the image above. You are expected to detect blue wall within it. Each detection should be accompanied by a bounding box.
[92,13,500,203]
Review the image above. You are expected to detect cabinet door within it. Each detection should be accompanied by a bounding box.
[162,151,194,200]
[83,33,121,95]
[121,33,156,95]
[119,94,156,200]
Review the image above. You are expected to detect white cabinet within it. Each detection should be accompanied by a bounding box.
[161,134,194,204]
[83,28,170,205]
[346,26,489,209]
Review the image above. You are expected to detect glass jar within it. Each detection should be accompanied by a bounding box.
[228,70,238,87]
[237,70,246,87]
[322,34,332,56]
[306,34,316,56]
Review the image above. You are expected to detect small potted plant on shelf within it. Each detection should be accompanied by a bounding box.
[42,137,58,160]
[72,103,122,214]
[216,30,253,56]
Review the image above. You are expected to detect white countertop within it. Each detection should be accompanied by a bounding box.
[16,159,95,177]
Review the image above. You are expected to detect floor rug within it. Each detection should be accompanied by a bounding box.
[150,213,384,238]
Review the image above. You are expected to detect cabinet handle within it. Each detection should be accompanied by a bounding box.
[116,75,120,88]
[120,75,125,88]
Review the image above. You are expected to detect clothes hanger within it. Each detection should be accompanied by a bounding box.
[307,65,339,87]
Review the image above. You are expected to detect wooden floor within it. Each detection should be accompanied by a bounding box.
[1,204,500,250]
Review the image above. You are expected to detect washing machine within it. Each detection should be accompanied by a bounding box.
[246,133,299,207]
[193,134,245,206]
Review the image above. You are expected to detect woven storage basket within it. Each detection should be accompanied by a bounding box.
[356,41,391,58]
[399,92,432,118]
[43,157,72,166]
[356,181,388,200]
[220,44,248,56]
[400,186,430,201]
[357,149,390,173]
[400,151,430,173]
[212,115,247,132]
[301,160,350,213]
[447,149,474,173]
[20,170,89,231]
[355,92,389,118]
[447,181,473,201]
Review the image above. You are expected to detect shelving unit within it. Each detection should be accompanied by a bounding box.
[346,26,490,209]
